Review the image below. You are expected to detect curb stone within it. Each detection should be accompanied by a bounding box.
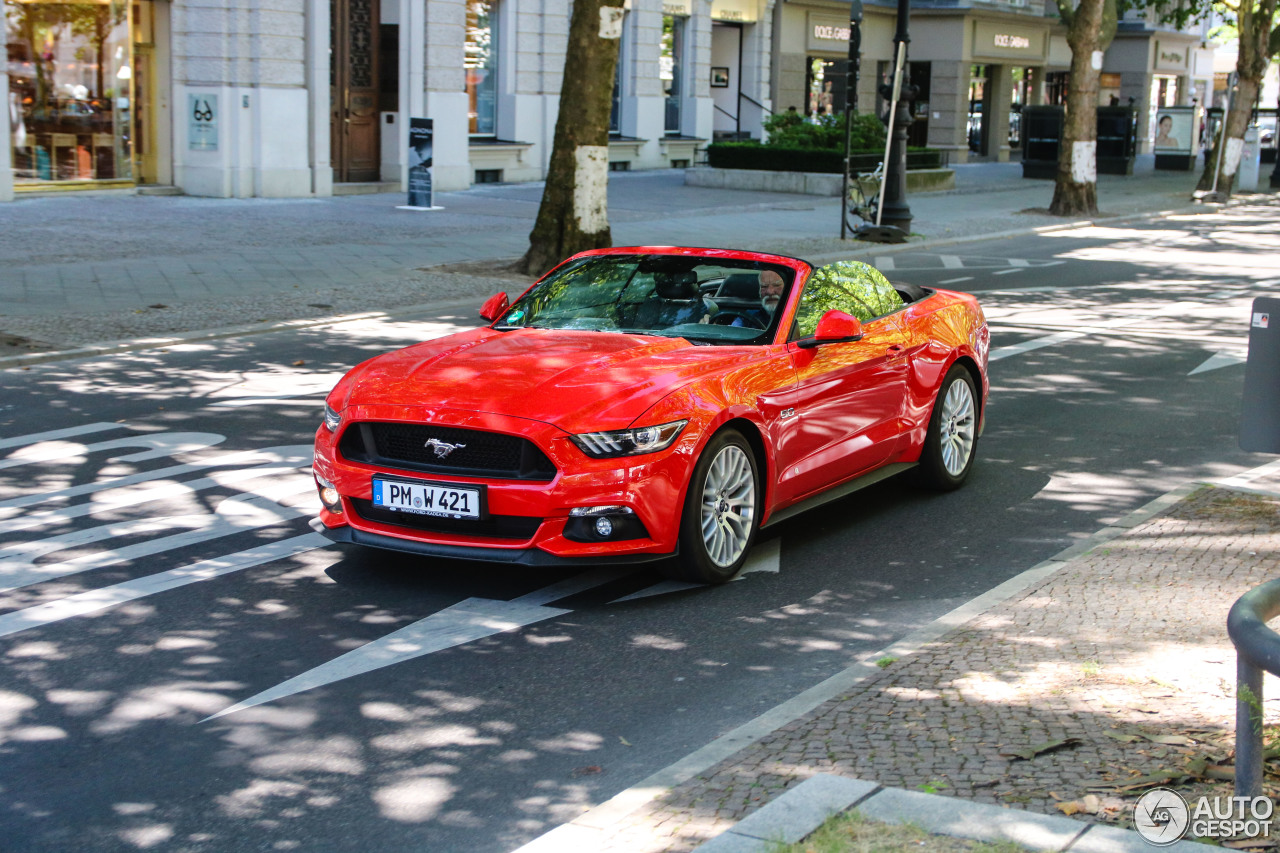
[691,774,1216,852]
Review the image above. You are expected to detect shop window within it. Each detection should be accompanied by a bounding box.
[967,64,989,154]
[466,0,497,136]
[7,0,136,186]
[1045,71,1069,107]
[1010,67,1034,147]
[1098,72,1121,108]
[806,58,846,121]
[661,15,685,134]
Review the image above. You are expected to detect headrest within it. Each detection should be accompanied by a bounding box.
[719,272,761,299]
[654,270,699,300]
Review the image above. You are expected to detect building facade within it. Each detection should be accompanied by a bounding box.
[1,0,775,201]
[2,0,1213,202]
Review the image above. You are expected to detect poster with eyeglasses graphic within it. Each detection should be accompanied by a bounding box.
[188,95,218,151]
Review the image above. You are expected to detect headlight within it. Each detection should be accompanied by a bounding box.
[570,420,687,458]
[323,404,342,432]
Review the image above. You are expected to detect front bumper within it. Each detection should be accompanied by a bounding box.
[313,406,698,563]
[310,518,675,566]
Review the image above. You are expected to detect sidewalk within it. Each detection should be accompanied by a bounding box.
[522,479,1280,852]
[0,156,1205,355]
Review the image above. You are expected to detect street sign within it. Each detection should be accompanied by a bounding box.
[1240,297,1280,453]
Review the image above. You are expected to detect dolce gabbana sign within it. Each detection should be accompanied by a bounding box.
[973,21,1045,60]
[808,13,852,51]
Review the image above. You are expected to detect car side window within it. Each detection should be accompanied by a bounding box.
[792,261,905,339]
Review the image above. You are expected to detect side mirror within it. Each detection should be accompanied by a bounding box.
[797,310,864,348]
[479,292,510,323]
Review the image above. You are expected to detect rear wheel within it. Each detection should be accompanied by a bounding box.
[915,364,978,491]
[663,429,759,584]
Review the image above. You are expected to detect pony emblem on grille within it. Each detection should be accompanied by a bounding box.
[425,438,466,459]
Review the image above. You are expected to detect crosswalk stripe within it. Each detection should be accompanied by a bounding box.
[0,445,310,515]
[0,533,330,639]
[0,482,316,593]
[0,432,225,471]
[0,455,312,534]
[0,422,124,450]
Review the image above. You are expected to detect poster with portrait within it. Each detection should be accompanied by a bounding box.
[1152,106,1195,154]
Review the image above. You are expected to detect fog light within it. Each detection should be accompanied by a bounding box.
[315,474,342,514]
[564,506,648,543]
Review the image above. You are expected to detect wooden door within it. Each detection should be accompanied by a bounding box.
[331,0,380,183]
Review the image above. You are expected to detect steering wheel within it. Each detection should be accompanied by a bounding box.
[709,310,766,329]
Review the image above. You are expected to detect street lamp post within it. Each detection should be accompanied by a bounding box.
[878,0,915,232]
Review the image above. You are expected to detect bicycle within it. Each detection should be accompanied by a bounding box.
[844,161,908,244]
[845,161,884,231]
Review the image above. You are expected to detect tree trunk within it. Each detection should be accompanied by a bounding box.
[1195,0,1278,197]
[1049,0,1107,217]
[518,0,626,276]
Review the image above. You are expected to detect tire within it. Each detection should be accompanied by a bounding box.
[915,364,979,491]
[663,429,759,584]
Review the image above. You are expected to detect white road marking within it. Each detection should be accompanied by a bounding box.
[0,432,225,471]
[992,268,1024,276]
[205,566,637,720]
[0,445,310,515]
[1189,350,1247,375]
[0,454,313,534]
[0,482,316,593]
[938,276,973,285]
[940,256,964,269]
[0,423,124,450]
[1216,458,1280,489]
[989,302,1203,362]
[204,597,572,721]
[874,256,895,271]
[0,534,328,639]
[208,395,325,408]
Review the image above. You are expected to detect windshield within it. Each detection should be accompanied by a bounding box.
[496,254,798,345]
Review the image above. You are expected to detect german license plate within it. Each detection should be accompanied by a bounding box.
[371,476,482,519]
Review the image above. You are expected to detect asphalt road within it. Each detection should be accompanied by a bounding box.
[0,208,1274,853]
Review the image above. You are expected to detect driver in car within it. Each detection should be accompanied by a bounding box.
[732,270,785,328]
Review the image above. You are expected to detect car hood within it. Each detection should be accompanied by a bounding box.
[341,328,755,432]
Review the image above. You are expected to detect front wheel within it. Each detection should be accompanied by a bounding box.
[915,364,979,491]
[663,429,759,584]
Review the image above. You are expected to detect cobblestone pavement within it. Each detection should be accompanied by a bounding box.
[588,484,1280,851]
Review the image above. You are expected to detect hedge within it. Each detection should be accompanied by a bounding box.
[706,143,943,173]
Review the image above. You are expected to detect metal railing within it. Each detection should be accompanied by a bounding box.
[1226,578,1280,798]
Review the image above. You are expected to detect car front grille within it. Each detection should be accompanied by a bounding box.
[351,498,543,540]
[339,422,557,481]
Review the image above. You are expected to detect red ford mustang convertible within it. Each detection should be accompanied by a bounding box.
[312,247,989,583]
